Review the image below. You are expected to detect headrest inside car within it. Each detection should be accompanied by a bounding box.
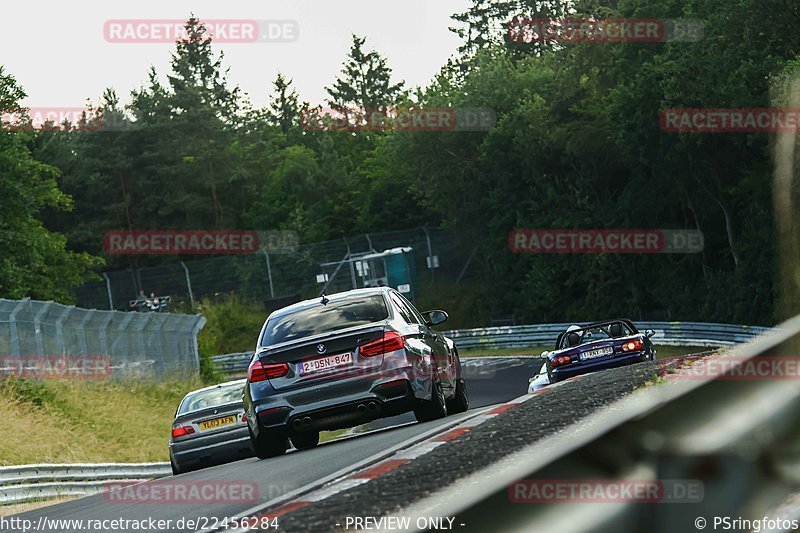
[567,332,581,347]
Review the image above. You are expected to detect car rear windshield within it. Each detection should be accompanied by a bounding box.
[260,294,389,347]
[179,383,244,414]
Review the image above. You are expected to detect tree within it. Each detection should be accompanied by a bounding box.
[0,66,101,301]
[326,35,405,114]
[267,73,300,135]
[451,0,571,59]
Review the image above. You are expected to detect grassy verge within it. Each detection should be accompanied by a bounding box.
[0,377,203,466]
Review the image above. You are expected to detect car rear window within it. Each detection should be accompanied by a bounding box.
[260,294,389,347]
[179,383,244,414]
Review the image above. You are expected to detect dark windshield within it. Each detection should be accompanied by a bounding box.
[260,294,388,347]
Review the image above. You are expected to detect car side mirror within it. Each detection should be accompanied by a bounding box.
[540,351,550,358]
[645,329,655,338]
[423,310,448,326]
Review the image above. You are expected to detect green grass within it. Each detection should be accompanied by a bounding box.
[0,376,203,466]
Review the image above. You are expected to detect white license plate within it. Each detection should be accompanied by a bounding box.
[300,352,353,375]
[581,347,614,360]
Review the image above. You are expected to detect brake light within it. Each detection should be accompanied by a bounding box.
[360,331,406,357]
[621,339,644,352]
[551,355,573,368]
[248,359,289,382]
[171,425,195,439]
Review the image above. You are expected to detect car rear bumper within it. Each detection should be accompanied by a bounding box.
[169,426,252,469]
[551,352,650,382]
[248,367,428,435]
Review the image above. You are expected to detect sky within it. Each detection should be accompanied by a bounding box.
[3,1,471,111]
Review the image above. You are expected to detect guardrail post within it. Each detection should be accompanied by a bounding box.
[191,315,206,375]
[110,312,135,369]
[77,310,95,355]
[54,304,73,356]
[101,272,114,310]
[180,261,194,308]
[422,226,435,284]
[261,249,275,299]
[8,299,29,356]
[33,301,51,356]
[97,313,114,357]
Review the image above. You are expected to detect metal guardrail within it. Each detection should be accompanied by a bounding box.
[213,351,254,375]
[394,315,800,532]
[211,321,772,375]
[0,463,170,504]
[444,321,772,350]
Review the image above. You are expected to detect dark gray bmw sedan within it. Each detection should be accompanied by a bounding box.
[243,287,469,459]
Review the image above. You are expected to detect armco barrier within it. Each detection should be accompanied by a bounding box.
[445,321,772,350]
[0,463,170,504]
[211,321,772,375]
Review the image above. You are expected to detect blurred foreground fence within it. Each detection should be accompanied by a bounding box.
[0,299,204,378]
[212,321,770,376]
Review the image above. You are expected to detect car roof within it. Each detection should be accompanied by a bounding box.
[182,378,246,399]
[267,287,391,319]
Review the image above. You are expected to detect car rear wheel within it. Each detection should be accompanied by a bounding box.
[170,458,182,476]
[414,379,447,423]
[446,378,469,414]
[249,427,287,459]
[291,430,320,450]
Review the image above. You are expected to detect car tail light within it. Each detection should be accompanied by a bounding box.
[248,359,289,382]
[621,339,644,352]
[171,425,195,439]
[241,412,247,422]
[551,355,573,368]
[360,331,406,357]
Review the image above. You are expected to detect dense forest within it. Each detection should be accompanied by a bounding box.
[2,0,799,325]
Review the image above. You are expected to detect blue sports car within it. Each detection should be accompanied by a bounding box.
[528,319,656,392]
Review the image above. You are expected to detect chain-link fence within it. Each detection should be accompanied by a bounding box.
[0,299,204,378]
[74,227,478,311]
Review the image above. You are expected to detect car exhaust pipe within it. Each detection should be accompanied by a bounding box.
[302,417,312,426]
[292,418,303,429]
[367,402,380,412]
[357,403,367,413]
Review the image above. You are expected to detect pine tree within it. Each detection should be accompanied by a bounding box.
[325,35,405,115]
[267,73,300,135]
